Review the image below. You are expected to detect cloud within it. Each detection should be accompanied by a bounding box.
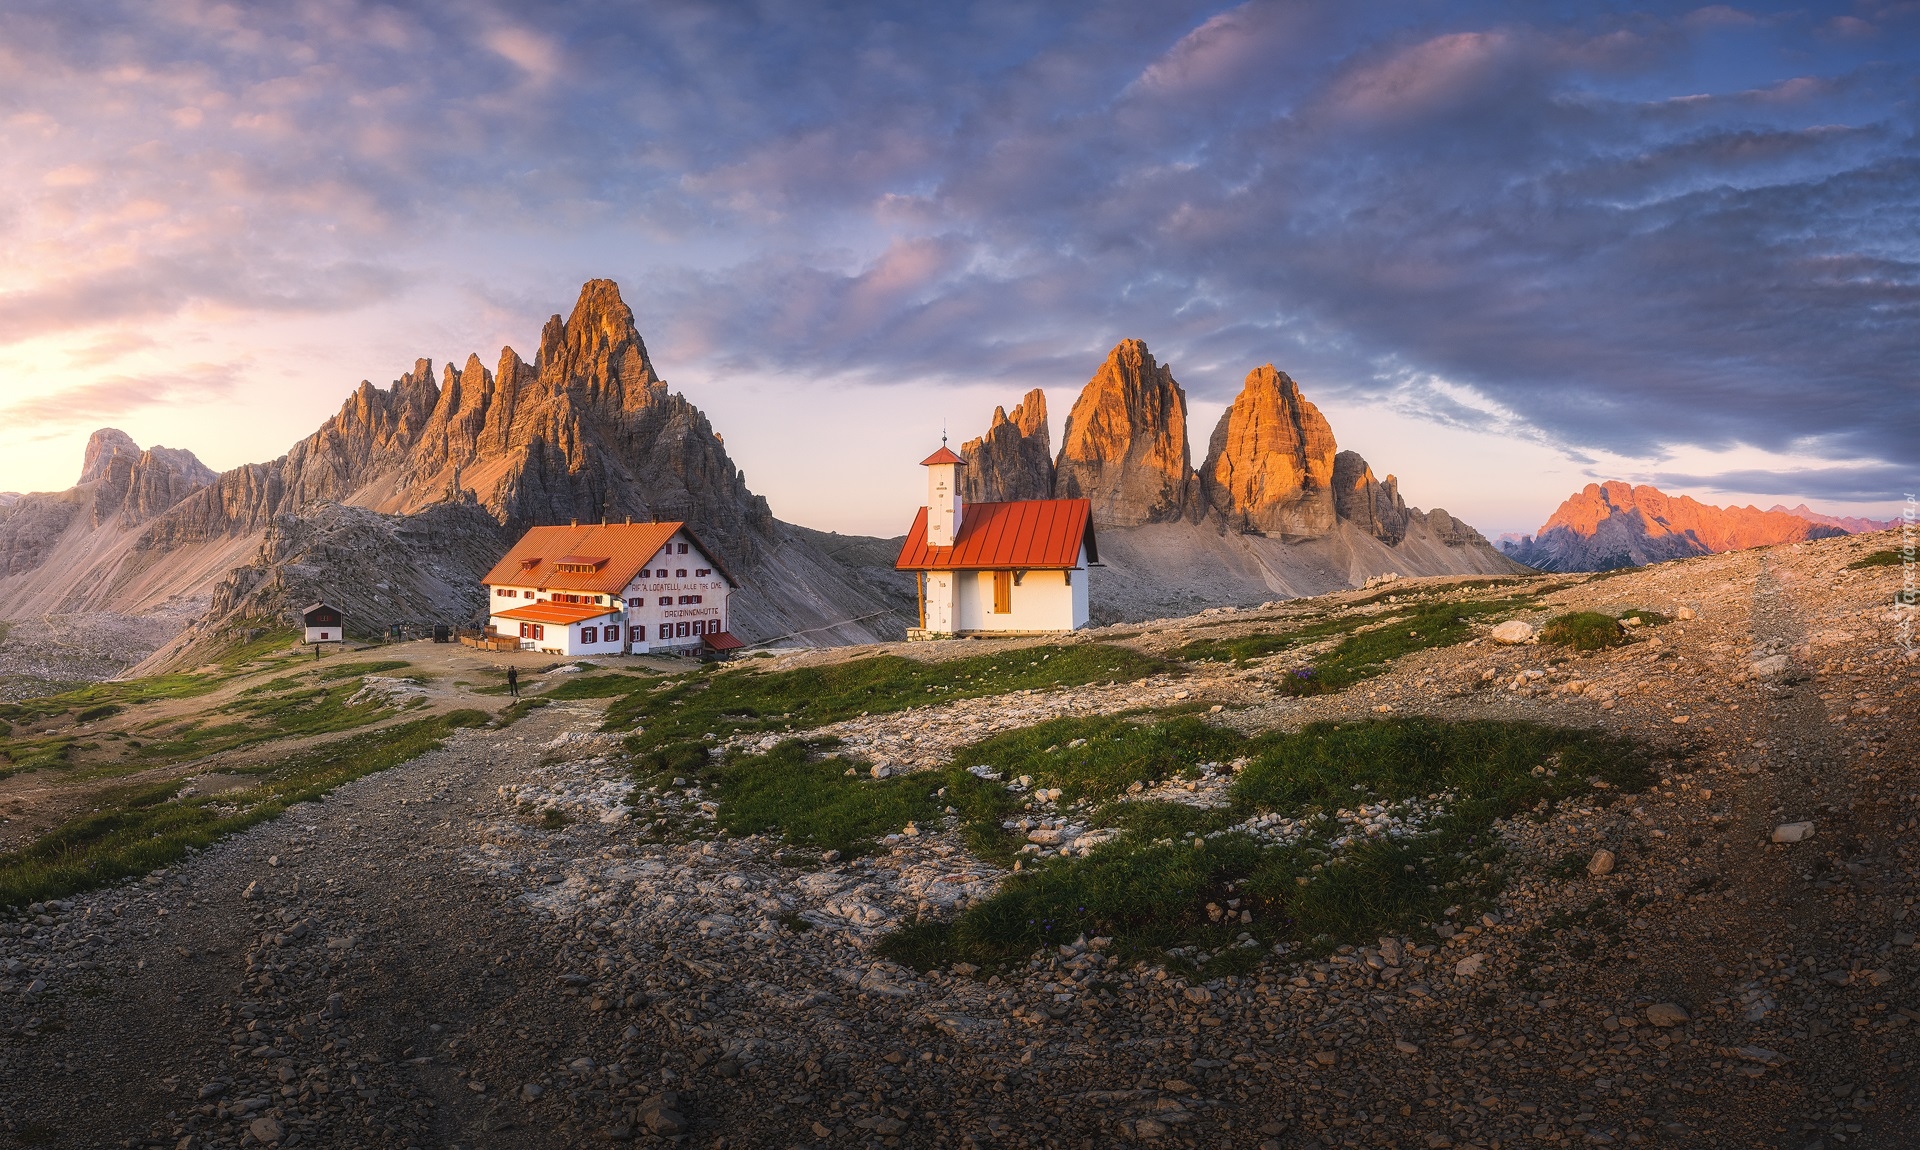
[3,363,240,427]
[1650,466,1914,505]
[1325,30,1524,123]
[2,0,1917,512]
[66,331,159,367]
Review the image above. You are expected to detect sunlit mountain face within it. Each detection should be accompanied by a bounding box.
[1501,481,1867,571]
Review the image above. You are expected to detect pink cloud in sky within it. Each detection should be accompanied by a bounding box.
[3,363,241,427]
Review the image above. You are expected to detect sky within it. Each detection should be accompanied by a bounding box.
[0,0,1915,540]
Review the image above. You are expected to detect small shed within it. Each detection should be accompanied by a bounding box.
[302,602,344,644]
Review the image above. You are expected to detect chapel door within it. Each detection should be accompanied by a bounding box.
[993,570,1012,614]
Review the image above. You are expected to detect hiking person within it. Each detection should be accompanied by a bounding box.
[507,666,519,698]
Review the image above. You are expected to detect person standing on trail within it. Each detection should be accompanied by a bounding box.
[507,666,519,698]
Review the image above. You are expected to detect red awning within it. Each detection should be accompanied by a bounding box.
[701,631,746,651]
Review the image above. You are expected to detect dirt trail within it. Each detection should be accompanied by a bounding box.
[4,705,611,1149]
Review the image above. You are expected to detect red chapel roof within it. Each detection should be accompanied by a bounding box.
[895,499,1097,571]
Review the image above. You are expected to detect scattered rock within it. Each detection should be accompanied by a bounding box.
[1772,822,1816,844]
[1490,620,1535,645]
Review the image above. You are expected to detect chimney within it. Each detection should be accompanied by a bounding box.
[921,442,965,548]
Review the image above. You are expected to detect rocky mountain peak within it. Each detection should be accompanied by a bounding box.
[72,429,217,527]
[537,278,660,410]
[1504,482,1850,571]
[1198,365,1338,537]
[80,429,142,486]
[960,389,1054,502]
[1053,339,1200,526]
[1332,450,1409,545]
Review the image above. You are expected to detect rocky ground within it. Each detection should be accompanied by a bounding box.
[2,530,1915,1149]
[0,607,204,701]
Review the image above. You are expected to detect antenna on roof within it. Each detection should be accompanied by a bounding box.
[941,419,947,446]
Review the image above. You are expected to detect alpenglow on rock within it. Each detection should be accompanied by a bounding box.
[1198,365,1337,537]
[144,278,771,565]
[1053,339,1201,527]
[960,389,1054,503]
[1503,482,1851,572]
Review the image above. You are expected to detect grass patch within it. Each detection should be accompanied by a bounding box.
[0,710,489,908]
[607,644,1171,752]
[701,739,1015,858]
[1272,599,1531,696]
[131,680,395,762]
[0,674,226,726]
[1175,598,1531,696]
[1540,612,1626,651]
[1613,607,1670,628]
[955,713,1243,804]
[543,673,657,700]
[1846,548,1904,569]
[495,697,551,727]
[0,737,75,780]
[207,627,305,668]
[879,716,1656,973]
[316,659,411,680]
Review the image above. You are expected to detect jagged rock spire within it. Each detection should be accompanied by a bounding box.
[1053,340,1201,526]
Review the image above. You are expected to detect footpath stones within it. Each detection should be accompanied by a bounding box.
[1587,848,1616,876]
[1772,821,1817,843]
[1490,620,1536,645]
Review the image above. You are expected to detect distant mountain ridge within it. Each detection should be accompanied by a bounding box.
[1501,482,1859,571]
[1767,504,1894,535]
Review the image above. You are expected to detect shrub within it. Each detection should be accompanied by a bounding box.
[1846,549,1903,569]
[1539,612,1626,651]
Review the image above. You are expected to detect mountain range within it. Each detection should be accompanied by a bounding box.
[0,281,917,669]
[1499,482,1888,571]
[1,280,1525,669]
[951,339,1525,618]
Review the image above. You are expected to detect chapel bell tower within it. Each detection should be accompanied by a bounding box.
[922,443,965,547]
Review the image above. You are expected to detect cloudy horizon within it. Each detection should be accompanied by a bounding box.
[1,0,1914,539]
